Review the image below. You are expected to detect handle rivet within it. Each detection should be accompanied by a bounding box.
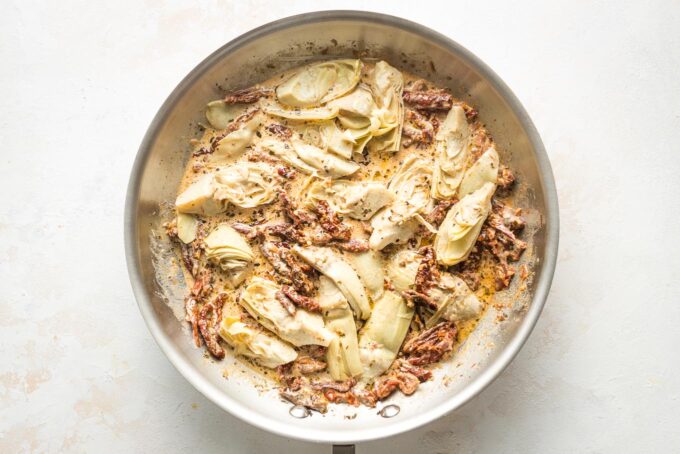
[289,405,312,418]
[378,404,400,418]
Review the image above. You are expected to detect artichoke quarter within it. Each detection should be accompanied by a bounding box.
[358,290,414,378]
[239,277,333,347]
[219,317,298,368]
[318,276,363,380]
[434,182,496,265]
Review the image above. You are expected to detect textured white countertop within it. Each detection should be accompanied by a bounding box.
[2,1,679,452]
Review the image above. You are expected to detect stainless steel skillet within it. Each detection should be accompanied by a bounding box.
[124,10,558,449]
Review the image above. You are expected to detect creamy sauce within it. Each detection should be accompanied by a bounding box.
[170,60,517,391]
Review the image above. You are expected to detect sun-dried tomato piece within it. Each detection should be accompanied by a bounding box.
[401,290,439,310]
[403,81,453,111]
[332,239,370,253]
[265,123,293,139]
[281,285,321,313]
[197,294,226,359]
[224,86,273,104]
[403,321,458,366]
[402,109,436,147]
[426,199,456,227]
[185,297,201,347]
[313,200,352,241]
[414,246,441,293]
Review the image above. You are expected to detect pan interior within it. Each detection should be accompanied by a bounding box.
[126,12,557,443]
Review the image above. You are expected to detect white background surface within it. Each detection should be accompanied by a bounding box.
[2,1,679,452]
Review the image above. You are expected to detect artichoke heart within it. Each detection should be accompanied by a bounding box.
[239,277,333,347]
[290,138,360,178]
[175,162,277,214]
[212,162,277,208]
[434,182,496,265]
[432,106,471,199]
[258,139,319,174]
[369,155,433,250]
[265,105,339,121]
[327,84,377,121]
[348,250,385,302]
[204,224,254,272]
[219,317,297,368]
[293,245,371,320]
[458,146,500,197]
[297,121,355,160]
[427,274,483,327]
[328,85,381,153]
[358,291,414,378]
[386,249,421,292]
[259,138,359,177]
[270,85,381,152]
[367,61,404,152]
[209,112,262,165]
[176,212,198,243]
[269,83,382,156]
[304,177,394,220]
[205,100,247,129]
[318,277,363,380]
[175,172,227,215]
[276,59,362,107]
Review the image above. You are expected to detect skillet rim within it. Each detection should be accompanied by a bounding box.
[124,10,559,444]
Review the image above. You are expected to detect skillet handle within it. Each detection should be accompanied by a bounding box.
[333,445,355,454]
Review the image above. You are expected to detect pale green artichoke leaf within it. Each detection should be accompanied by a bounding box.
[458,146,500,198]
[367,61,404,152]
[327,85,381,149]
[331,124,375,156]
[276,59,362,108]
[341,117,380,140]
[368,216,420,251]
[319,121,354,159]
[265,105,339,121]
[298,121,355,160]
[260,138,359,178]
[175,162,276,215]
[319,59,362,104]
[427,273,483,327]
[338,114,372,130]
[259,138,319,174]
[318,277,363,380]
[293,245,371,320]
[358,290,414,378]
[386,249,421,292]
[326,84,377,119]
[304,177,394,221]
[348,249,385,302]
[388,154,433,202]
[431,106,471,199]
[208,112,262,165]
[271,84,382,156]
[212,162,278,208]
[291,138,360,178]
[368,112,400,153]
[369,155,432,249]
[434,182,495,265]
[350,133,374,156]
[175,173,228,215]
[219,317,298,368]
[204,224,254,270]
[240,277,333,347]
[205,100,248,129]
[176,212,198,244]
[298,123,325,148]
